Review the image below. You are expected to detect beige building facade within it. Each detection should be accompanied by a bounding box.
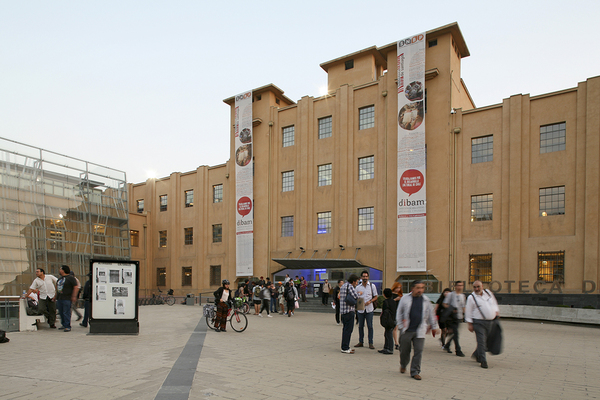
[128,23,600,298]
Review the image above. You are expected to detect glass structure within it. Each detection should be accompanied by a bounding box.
[0,137,130,296]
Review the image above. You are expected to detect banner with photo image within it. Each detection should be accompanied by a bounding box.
[397,33,427,272]
[234,91,254,276]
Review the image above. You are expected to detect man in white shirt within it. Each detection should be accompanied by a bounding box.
[442,281,466,357]
[354,270,378,350]
[22,268,58,329]
[465,280,500,369]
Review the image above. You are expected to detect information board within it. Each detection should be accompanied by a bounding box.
[90,260,139,334]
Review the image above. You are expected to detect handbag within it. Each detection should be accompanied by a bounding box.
[440,304,456,324]
[345,293,357,306]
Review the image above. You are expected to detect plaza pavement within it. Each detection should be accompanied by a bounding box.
[1,304,599,400]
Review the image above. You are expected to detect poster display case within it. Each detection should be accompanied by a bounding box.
[89,260,139,334]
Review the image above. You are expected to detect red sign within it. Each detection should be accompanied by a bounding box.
[237,196,252,217]
[400,169,424,196]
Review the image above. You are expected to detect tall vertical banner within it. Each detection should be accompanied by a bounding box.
[397,33,427,272]
[234,91,254,276]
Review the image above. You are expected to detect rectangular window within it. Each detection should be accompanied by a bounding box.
[185,190,194,207]
[212,224,222,243]
[213,184,223,203]
[358,106,375,130]
[318,164,332,186]
[317,211,331,234]
[538,251,565,283]
[358,156,374,180]
[184,227,193,245]
[345,59,354,70]
[182,266,192,286]
[471,194,493,221]
[157,268,166,287]
[159,230,167,248]
[358,207,374,231]
[540,122,566,153]
[210,265,221,286]
[471,135,493,164]
[282,126,295,147]
[318,116,332,139]
[159,195,168,212]
[469,254,492,284]
[281,216,294,237]
[130,230,139,247]
[136,199,144,213]
[282,171,294,192]
[540,186,565,216]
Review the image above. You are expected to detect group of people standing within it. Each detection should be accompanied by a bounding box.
[22,265,92,332]
[338,275,500,380]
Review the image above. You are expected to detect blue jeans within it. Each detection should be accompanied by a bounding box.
[341,312,355,350]
[270,297,277,313]
[56,299,72,329]
[357,311,374,344]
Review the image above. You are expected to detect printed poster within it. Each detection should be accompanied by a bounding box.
[397,33,427,272]
[234,91,254,276]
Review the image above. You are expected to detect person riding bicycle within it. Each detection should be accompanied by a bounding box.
[213,279,233,332]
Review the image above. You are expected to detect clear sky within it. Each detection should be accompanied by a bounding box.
[1,1,599,184]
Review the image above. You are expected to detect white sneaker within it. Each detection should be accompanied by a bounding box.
[258,313,263,317]
[267,314,273,318]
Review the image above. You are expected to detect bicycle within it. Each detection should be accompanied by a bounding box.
[155,288,176,306]
[203,302,248,332]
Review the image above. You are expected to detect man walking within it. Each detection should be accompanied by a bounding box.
[354,270,378,349]
[22,268,57,329]
[465,280,499,369]
[69,271,83,322]
[321,279,332,305]
[396,280,439,380]
[339,274,359,354]
[442,281,466,357]
[56,265,79,332]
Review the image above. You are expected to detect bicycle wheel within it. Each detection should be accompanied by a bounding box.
[229,310,248,332]
[206,313,218,331]
[166,296,175,306]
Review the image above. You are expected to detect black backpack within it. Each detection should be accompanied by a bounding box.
[286,288,295,301]
[380,308,396,329]
[0,330,9,344]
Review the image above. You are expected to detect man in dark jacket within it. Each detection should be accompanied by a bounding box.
[378,288,398,354]
[332,280,343,325]
[80,274,92,328]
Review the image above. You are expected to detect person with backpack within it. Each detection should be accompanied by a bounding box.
[283,280,297,317]
[378,288,398,355]
[258,283,272,317]
[277,282,286,314]
[252,282,263,315]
